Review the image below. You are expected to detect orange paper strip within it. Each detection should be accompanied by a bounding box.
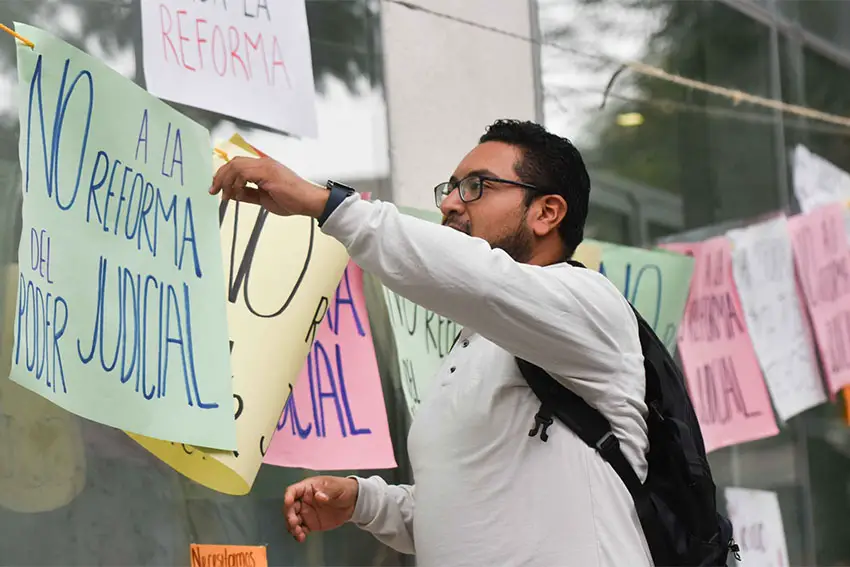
[844,389,850,425]
[190,544,267,567]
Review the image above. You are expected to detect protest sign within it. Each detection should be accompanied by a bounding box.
[128,135,349,494]
[190,544,267,567]
[384,207,458,415]
[674,237,778,452]
[725,488,789,567]
[787,203,850,394]
[0,264,86,513]
[599,244,694,352]
[11,24,235,449]
[265,262,395,470]
[573,239,602,271]
[728,217,826,420]
[141,0,318,137]
[791,145,850,213]
[660,241,700,257]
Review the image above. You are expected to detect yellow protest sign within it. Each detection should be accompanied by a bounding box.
[0,264,86,512]
[128,135,349,494]
[573,239,602,271]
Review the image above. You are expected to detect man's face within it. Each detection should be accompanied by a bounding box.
[440,141,535,263]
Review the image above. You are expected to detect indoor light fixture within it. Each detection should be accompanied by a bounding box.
[616,112,644,127]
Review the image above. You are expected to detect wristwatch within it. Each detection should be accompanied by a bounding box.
[317,180,356,226]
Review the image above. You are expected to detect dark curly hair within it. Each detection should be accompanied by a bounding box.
[479,119,590,258]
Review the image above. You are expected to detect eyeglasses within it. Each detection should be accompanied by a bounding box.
[433,175,540,208]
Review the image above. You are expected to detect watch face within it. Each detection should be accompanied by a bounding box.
[329,181,355,194]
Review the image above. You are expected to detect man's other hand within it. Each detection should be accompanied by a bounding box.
[283,475,359,542]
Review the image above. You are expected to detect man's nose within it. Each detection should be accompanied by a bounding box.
[439,187,465,218]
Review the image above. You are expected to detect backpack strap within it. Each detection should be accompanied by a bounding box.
[518,359,676,563]
[522,256,642,494]
[517,359,644,497]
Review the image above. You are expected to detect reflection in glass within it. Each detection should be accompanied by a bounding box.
[585,205,631,245]
[540,0,781,230]
[539,2,850,566]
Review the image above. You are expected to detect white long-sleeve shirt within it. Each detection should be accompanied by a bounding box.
[321,195,653,567]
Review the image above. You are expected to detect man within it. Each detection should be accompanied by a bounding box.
[210,120,652,566]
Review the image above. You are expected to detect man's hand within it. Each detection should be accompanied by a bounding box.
[209,156,329,218]
[283,475,359,543]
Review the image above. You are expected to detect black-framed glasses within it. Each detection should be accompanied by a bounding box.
[433,175,540,208]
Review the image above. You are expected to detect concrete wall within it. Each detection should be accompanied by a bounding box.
[381,0,538,210]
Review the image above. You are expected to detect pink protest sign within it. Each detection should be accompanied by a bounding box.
[659,241,700,257]
[787,203,850,395]
[264,262,397,470]
[675,237,778,452]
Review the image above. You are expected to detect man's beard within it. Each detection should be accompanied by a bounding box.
[443,214,534,263]
[491,223,534,263]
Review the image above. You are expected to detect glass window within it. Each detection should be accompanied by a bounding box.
[540,0,781,232]
[646,221,678,243]
[585,205,632,245]
[539,2,850,566]
[778,0,850,54]
[798,47,850,174]
[0,1,405,566]
[780,29,850,566]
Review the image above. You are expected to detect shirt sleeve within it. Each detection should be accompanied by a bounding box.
[349,475,416,555]
[320,195,639,383]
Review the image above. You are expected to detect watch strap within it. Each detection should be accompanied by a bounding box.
[318,181,355,227]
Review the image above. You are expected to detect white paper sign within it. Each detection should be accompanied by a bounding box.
[728,217,826,421]
[725,488,789,567]
[141,0,318,138]
[792,145,850,212]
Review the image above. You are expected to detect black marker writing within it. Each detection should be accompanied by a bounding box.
[401,359,420,406]
[219,200,313,318]
[694,355,762,425]
[384,288,458,358]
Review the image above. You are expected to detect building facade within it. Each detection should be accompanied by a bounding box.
[0,0,848,565]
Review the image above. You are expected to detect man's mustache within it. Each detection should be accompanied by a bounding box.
[442,215,471,234]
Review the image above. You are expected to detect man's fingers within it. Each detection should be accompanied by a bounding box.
[211,156,264,197]
[211,159,238,195]
[283,480,327,544]
[229,183,262,206]
[292,525,308,543]
[284,482,306,507]
[286,501,302,530]
[237,189,263,206]
[284,500,312,543]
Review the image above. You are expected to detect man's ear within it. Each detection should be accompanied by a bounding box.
[530,194,567,237]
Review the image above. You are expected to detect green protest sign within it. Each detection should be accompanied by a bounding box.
[382,206,459,415]
[598,243,694,352]
[10,24,236,450]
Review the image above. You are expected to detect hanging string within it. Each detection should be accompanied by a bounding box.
[383,0,850,130]
[5,0,848,129]
[547,85,850,138]
[0,23,34,49]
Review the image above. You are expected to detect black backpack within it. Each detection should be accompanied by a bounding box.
[518,260,739,567]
